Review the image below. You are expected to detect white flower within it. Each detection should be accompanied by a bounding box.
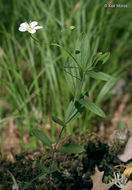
[18,21,43,34]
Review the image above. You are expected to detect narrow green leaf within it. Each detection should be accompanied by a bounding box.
[92,52,110,67]
[65,101,75,122]
[32,129,52,147]
[87,71,113,81]
[92,52,103,67]
[100,52,110,64]
[65,101,85,124]
[64,58,80,95]
[36,162,57,175]
[52,116,66,127]
[75,33,90,70]
[57,143,85,154]
[96,78,117,104]
[79,96,106,118]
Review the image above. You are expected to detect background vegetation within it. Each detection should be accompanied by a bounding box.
[0,0,132,150]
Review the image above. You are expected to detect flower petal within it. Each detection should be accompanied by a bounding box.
[20,22,29,28]
[30,21,38,28]
[34,26,43,30]
[28,29,36,34]
[19,26,27,32]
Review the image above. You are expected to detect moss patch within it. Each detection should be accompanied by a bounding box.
[0,133,128,190]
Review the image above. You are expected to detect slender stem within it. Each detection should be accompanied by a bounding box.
[65,72,86,125]
[75,72,86,100]
[50,125,65,164]
[49,125,65,190]
[49,71,86,189]
[51,43,82,70]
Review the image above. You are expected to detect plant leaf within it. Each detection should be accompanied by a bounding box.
[92,52,103,67]
[52,116,66,127]
[92,52,110,67]
[79,96,106,118]
[87,71,113,81]
[123,166,132,180]
[75,33,90,70]
[91,166,118,190]
[57,143,85,154]
[64,58,80,95]
[36,162,57,180]
[96,78,117,104]
[65,101,75,123]
[118,136,132,162]
[100,52,110,64]
[65,100,85,124]
[32,129,52,147]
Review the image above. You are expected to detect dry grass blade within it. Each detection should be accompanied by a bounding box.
[6,169,19,190]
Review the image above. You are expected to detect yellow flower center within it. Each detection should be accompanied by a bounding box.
[28,26,32,31]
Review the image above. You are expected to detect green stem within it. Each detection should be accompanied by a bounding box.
[75,72,86,100]
[48,125,66,190]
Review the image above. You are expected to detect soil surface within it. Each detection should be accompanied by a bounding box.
[0,133,131,190]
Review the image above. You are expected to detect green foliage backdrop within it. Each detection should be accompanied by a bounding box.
[0,0,132,145]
